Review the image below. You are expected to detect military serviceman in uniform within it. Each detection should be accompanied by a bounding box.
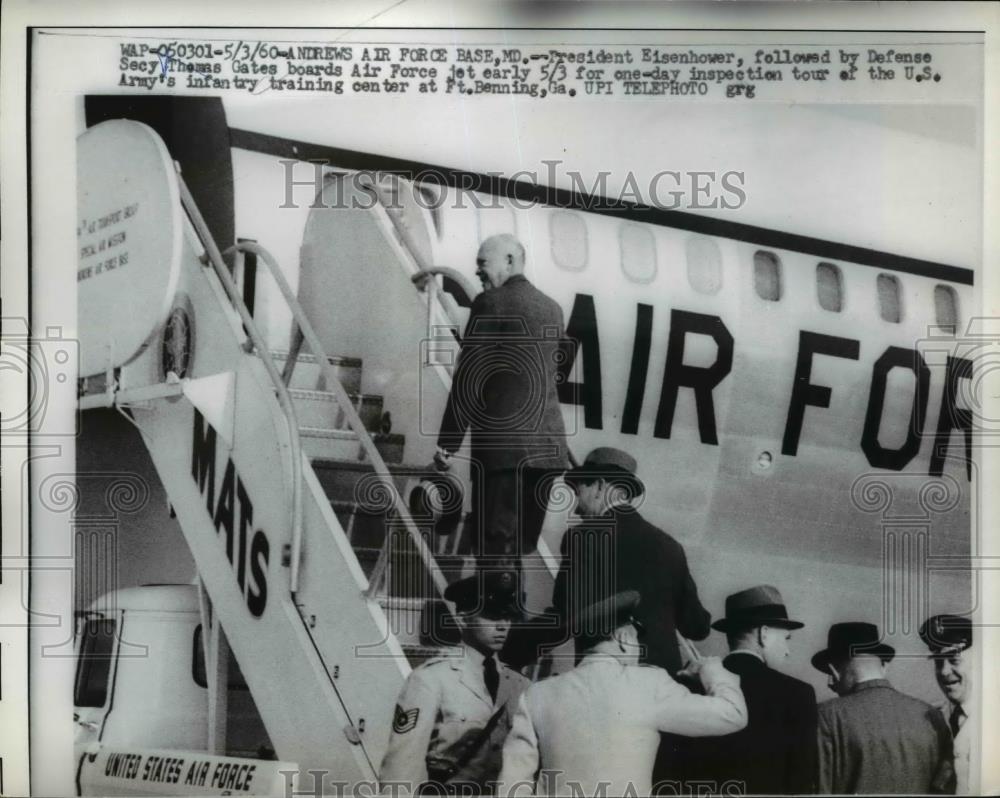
[498,591,746,797]
[921,614,977,794]
[379,572,531,794]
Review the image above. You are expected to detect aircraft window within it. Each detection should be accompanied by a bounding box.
[934,285,959,334]
[192,625,251,690]
[74,618,117,708]
[816,262,844,312]
[620,224,657,283]
[685,237,722,295]
[549,211,588,272]
[753,251,782,301]
[877,273,903,323]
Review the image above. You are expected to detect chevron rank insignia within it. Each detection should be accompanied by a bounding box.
[393,704,419,733]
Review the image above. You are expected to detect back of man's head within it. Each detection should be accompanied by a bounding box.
[829,653,888,696]
[481,234,525,273]
[726,626,757,652]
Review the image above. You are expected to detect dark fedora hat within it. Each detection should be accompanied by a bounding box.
[919,614,973,654]
[563,447,644,495]
[444,570,523,620]
[711,585,804,633]
[811,622,895,674]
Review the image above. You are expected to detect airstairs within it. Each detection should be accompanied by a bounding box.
[76,119,538,787]
[77,120,565,791]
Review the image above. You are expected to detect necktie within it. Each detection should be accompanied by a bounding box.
[484,656,499,704]
[949,704,964,738]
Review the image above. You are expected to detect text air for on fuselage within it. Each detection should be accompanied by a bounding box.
[559,296,971,480]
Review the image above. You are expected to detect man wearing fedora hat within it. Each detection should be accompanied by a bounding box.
[555,446,711,675]
[556,446,712,788]
[379,571,531,793]
[499,591,747,797]
[683,585,818,795]
[813,621,954,794]
[921,614,977,794]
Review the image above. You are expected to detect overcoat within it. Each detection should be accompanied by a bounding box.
[682,651,818,794]
[817,678,954,794]
[553,506,712,675]
[438,274,569,474]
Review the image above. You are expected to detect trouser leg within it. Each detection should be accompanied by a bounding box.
[516,466,559,557]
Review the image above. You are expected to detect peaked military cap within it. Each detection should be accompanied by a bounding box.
[444,571,522,619]
[919,614,973,654]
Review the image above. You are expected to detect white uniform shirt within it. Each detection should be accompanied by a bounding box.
[939,699,976,794]
[498,656,747,796]
[380,644,530,792]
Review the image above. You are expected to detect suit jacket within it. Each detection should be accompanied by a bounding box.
[552,507,711,675]
[683,652,818,794]
[498,655,747,797]
[817,678,955,794]
[379,645,530,791]
[437,275,568,473]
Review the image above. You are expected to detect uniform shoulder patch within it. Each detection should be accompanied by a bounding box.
[393,704,420,734]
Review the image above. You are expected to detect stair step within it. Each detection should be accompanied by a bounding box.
[312,460,444,505]
[333,496,468,550]
[381,596,463,649]
[290,388,384,433]
[267,349,363,394]
[353,547,471,590]
[332,501,394,549]
[300,429,405,464]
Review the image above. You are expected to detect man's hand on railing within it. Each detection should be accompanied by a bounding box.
[411,266,479,310]
[433,447,453,472]
[411,271,435,292]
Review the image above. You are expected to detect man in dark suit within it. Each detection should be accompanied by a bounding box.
[813,621,954,794]
[555,447,712,788]
[555,447,711,675]
[435,234,569,562]
[683,585,817,794]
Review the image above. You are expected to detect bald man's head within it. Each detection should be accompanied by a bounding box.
[476,234,526,289]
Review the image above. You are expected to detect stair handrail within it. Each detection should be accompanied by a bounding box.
[176,174,304,601]
[411,266,479,315]
[221,240,451,601]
